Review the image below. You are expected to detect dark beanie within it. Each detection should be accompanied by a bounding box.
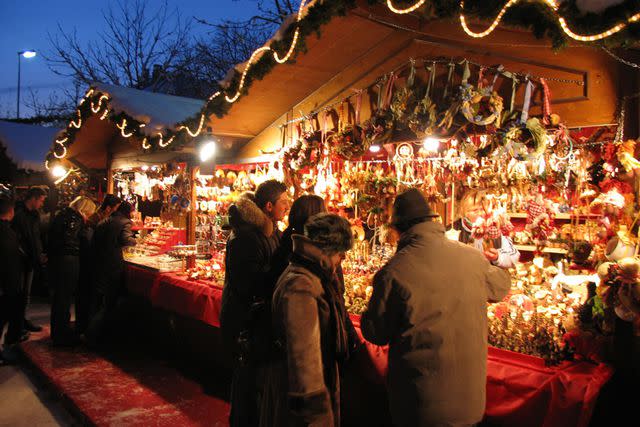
[391,188,438,227]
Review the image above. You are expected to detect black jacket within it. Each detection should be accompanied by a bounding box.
[93,212,137,278]
[220,193,281,354]
[48,207,86,257]
[12,203,42,271]
[0,220,25,296]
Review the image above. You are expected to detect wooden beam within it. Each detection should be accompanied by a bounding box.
[106,150,114,194]
[186,163,198,269]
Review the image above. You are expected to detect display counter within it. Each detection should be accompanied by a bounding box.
[124,264,613,427]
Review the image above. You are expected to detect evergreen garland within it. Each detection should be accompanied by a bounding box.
[47,0,640,164]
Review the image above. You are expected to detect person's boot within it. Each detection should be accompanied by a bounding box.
[23,319,43,332]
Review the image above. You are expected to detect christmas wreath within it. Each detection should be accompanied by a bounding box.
[333,124,368,159]
[460,83,503,126]
[282,130,322,171]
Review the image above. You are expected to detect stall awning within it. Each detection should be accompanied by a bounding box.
[55,85,207,170]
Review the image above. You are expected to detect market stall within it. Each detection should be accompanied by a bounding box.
[44,1,640,425]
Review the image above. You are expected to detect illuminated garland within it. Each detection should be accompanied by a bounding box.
[458,0,640,42]
[45,0,640,166]
[45,0,330,164]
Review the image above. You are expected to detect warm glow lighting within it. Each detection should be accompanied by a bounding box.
[141,137,151,150]
[51,165,67,178]
[178,114,206,137]
[53,143,67,159]
[457,0,640,42]
[387,0,427,14]
[369,144,381,153]
[141,165,149,171]
[423,137,440,152]
[158,134,175,148]
[21,50,36,59]
[199,141,217,162]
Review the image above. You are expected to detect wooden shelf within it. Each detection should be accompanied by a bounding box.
[514,244,568,254]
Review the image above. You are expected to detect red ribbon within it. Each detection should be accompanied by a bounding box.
[540,78,552,125]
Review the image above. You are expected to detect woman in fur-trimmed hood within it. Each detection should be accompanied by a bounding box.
[221,187,285,353]
[260,213,354,427]
[221,180,289,427]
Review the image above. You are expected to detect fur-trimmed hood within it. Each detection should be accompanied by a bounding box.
[228,192,274,237]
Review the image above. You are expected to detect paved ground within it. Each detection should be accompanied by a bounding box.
[0,302,77,427]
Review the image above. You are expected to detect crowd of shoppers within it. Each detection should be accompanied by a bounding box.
[221,183,512,427]
[1,181,513,426]
[0,188,136,364]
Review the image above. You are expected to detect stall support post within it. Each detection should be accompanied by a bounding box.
[106,151,114,195]
[186,164,198,269]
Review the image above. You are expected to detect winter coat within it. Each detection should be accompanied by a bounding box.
[361,221,511,427]
[220,193,281,355]
[48,207,85,257]
[453,218,520,269]
[0,220,25,296]
[272,228,362,362]
[12,202,43,271]
[260,235,342,427]
[93,212,136,282]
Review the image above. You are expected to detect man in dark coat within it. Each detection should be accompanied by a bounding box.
[85,201,137,347]
[12,186,47,333]
[0,197,27,364]
[48,197,95,346]
[361,189,512,427]
[220,179,289,427]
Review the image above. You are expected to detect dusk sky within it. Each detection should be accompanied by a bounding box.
[0,0,263,118]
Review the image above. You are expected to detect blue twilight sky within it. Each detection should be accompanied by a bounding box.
[0,0,264,118]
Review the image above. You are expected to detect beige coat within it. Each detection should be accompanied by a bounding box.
[260,235,340,427]
[361,221,511,427]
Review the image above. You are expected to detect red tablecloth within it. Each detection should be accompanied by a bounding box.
[125,265,613,427]
[153,273,223,328]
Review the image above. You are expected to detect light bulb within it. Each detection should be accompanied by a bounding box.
[199,141,217,162]
[369,144,381,153]
[51,165,66,178]
[423,137,440,153]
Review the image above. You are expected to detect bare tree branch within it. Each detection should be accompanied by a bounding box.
[44,0,191,90]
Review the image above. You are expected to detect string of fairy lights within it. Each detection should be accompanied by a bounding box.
[47,0,640,171]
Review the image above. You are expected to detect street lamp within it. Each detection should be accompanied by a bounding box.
[17,50,37,119]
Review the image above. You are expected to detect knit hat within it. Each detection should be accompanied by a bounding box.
[304,213,354,253]
[391,188,438,227]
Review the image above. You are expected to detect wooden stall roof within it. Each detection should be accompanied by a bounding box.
[203,1,625,161]
[53,84,208,170]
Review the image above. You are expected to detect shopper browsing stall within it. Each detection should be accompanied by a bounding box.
[261,213,354,427]
[86,201,136,347]
[12,186,47,333]
[361,188,512,427]
[0,196,27,364]
[48,196,97,346]
[77,195,121,334]
[220,179,288,427]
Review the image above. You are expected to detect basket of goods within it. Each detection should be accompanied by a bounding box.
[332,95,369,160]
